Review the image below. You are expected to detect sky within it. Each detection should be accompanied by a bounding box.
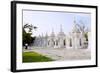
[23,10,91,37]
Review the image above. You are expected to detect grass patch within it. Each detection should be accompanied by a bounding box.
[23,52,53,63]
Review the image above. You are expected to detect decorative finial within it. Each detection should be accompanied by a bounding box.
[52,28,54,33]
[41,33,43,37]
[51,28,55,36]
[45,32,48,37]
[60,24,62,32]
[74,17,76,24]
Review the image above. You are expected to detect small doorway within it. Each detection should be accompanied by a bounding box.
[80,39,82,46]
[70,39,72,47]
[56,40,58,46]
[63,39,66,46]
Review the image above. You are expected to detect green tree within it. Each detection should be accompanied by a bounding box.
[23,24,37,46]
[22,24,37,46]
[23,28,32,46]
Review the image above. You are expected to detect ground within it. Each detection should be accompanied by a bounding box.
[23,47,91,62]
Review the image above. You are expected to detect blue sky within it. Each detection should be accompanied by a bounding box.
[23,10,91,37]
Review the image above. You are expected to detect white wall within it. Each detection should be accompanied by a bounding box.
[0,0,100,73]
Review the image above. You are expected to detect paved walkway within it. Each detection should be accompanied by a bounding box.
[23,47,91,61]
